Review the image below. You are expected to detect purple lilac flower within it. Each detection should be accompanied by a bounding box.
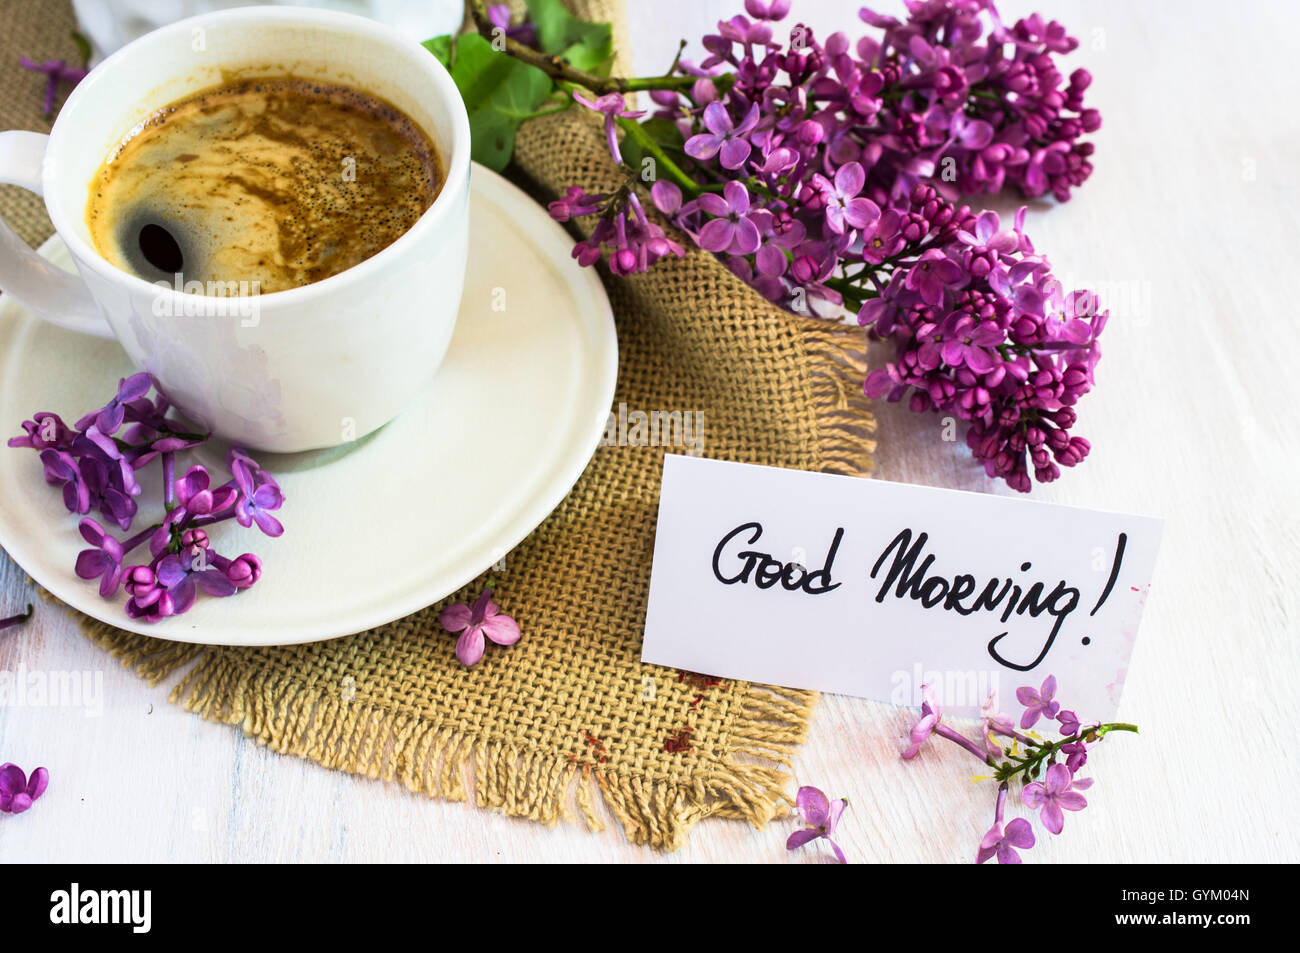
[749,208,803,280]
[439,588,521,667]
[856,3,1097,201]
[549,185,605,221]
[697,181,762,254]
[977,783,1035,864]
[903,249,965,306]
[7,412,73,451]
[958,210,1019,256]
[1016,675,1061,728]
[0,763,48,814]
[1056,709,1082,736]
[175,465,236,520]
[74,518,128,597]
[980,690,1016,758]
[212,553,262,590]
[785,785,848,863]
[977,816,1034,864]
[573,91,645,165]
[233,464,284,537]
[702,16,776,69]
[809,161,879,236]
[1021,762,1092,834]
[744,0,790,19]
[75,372,151,435]
[39,449,89,513]
[650,181,683,216]
[684,101,760,170]
[123,565,174,622]
[74,428,142,530]
[120,395,206,467]
[902,684,941,759]
[125,592,173,622]
[1061,737,1090,773]
[937,313,1003,373]
[155,545,238,615]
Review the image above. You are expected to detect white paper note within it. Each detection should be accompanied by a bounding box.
[642,455,1163,719]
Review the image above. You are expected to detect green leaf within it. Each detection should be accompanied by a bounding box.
[639,118,686,152]
[487,59,553,121]
[557,37,614,76]
[422,33,553,172]
[623,117,687,172]
[525,0,614,76]
[421,34,454,69]
[70,30,92,69]
[620,135,644,170]
[469,109,519,172]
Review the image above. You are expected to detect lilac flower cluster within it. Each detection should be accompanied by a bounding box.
[531,0,1103,490]
[552,182,686,276]
[902,675,1136,864]
[548,91,686,276]
[860,187,1104,490]
[556,0,1098,287]
[8,373,283,622]
[857,3,1099,202]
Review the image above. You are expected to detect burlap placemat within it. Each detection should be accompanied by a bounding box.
[1,0,876,849]
[0,0,83,247]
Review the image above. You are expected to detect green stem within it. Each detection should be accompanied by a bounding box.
[112,429,208,453]
[993,722,1138,783]
[698,174,780,201]
[824,276,882,298]
[616,116,699,194]
[667,39,687,76]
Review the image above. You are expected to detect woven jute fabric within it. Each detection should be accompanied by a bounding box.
[0,0,82,248]
[1,1,876,848]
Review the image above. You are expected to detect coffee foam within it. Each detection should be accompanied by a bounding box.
[87,77,443,293]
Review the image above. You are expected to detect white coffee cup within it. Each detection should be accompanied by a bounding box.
[0,6,470,453]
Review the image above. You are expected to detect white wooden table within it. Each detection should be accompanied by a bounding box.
[1,0,1297,863]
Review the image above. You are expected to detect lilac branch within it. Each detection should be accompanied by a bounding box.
[467,0,701,94]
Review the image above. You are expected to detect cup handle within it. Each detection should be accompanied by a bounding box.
[0,130,114,339]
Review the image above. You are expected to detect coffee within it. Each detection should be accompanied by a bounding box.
[86,77,442,293]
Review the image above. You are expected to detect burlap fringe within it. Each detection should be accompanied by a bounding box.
[74,618,817,851]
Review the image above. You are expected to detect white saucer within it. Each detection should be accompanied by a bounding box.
[0,164,617,645]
